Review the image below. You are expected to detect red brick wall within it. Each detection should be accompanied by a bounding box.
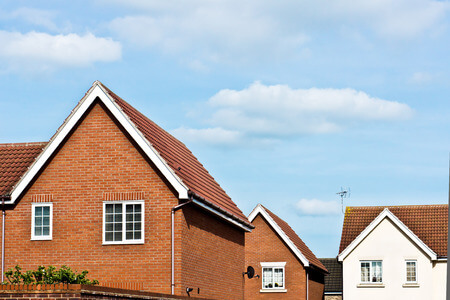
[3,102,180,293]
[180,205,245,299]
[308,269,325,300]
[0,101,247,299]
[245,214,308,299]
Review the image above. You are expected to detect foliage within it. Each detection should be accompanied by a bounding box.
[4,265,99,285]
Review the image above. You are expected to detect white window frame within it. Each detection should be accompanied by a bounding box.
[31,203,53,240]
[360,260,383,284]
[405,260,418,283]
[102,201,145,245]
[260,262,287,292]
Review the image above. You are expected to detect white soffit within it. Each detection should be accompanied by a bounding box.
[248,204,310,267]
[338,208,437,261]
[9,82,189,203]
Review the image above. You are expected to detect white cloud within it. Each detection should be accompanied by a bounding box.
[211,82,412,134]
[2,8,59,31]
[105,0,449,66]
[0,31,122,72]
[174,82,413,146]
[295,198,341,215]
[171,127,243,146]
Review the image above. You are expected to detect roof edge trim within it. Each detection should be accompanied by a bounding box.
[192,199,252,232]
[338,208,438,261]
[9,82,189,204]
[248,204,310,267]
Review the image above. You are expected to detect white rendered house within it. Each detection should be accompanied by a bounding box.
[338,205,447,300]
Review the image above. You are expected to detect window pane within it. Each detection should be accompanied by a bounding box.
[134,205,141,213]
[361,262,370,282]
[134,231,141,240]
[372,261,382,282]
[43,206,50,216]
[274,268,283,287]
[114,204,122,213]
[126,232,133,240]
[126,223,133,231]
[114,214,122,222]
[135,213,141,222]
[105,223,113,231]
[106,204,114,213]
[263,268,273,288]
[114,232,122,241]
[35,207,42,216]
[134,222,141,231]
[406,261,416,282]
[42,227,49,235]
[126,213,133,221]
[126,205,133,213]
[105,214,113,222]
[114,223,122,231]
[105,232,113,241]
[35,216,43,226]
[43,217,50,226]
[35,227,42,236]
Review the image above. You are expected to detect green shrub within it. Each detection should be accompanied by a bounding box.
[4,265,99,285]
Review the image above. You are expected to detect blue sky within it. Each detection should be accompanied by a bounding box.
[0,0,449,257]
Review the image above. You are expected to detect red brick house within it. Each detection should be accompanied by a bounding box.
[0,81,253,299]
[244,204,327,300]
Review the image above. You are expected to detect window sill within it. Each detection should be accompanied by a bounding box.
[357,283,385,288]
[31,237,52,241]
[102,241,144,245]
[260,289,287,293]
[403,283,420,288]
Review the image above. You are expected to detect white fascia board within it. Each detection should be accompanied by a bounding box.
[9,82,189,203]
[248,204,310,267]
[192,199,251,232]
[338,208,437,262]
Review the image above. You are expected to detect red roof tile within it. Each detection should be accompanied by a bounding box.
[339,205,448,257]
[261,205,328,272]
[0,142,47,196]
[99,83,250,227]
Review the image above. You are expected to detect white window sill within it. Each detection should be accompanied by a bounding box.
[357,283,385,288]
[260,289,287,293]
[31,237,52,241]
[403,283,420,288]
[102,241,144,245]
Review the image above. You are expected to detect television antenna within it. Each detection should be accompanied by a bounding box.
[337,187,351,213]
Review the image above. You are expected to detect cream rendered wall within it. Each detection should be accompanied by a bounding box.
[343,217,446,300]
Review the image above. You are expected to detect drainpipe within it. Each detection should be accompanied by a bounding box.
[171,197,193,295]
[306,270,309,300]
[1,196,8,283]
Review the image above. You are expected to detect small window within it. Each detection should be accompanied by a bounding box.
[31,203,53,240]
[261,262,286,290]
[360,261,382,283]
[103,201,144,244]
[406,260,417,283]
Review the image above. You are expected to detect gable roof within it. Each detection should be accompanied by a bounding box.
[0,142,47,197]
[248,204,328,273]
[1,81,252,231]
[338,205,448,260]
[319,258,342,294]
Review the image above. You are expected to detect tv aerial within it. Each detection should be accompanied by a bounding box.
[337,187,351,213]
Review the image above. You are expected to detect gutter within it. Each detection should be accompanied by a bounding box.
[171,197,193,295]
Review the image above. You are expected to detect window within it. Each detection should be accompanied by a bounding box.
[406,260,417,283]
[261,262,286,291]
[31,203,53,240]
[360,261,382,283]
[103,201,144,244]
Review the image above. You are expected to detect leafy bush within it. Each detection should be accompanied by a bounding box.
[4,265,99,285]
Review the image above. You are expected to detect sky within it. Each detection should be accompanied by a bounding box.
[0,0,449,257]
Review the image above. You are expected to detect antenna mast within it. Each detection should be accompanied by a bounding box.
[337,187,351,213]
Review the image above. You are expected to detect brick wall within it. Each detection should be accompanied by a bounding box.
[245,214,308,299]
[0,284,210,300]
[181,205,245,299]
[308,269,325,300]
[0,101,245,299]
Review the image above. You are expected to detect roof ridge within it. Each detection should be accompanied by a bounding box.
[0,142,48,147]
[346,204,448,209]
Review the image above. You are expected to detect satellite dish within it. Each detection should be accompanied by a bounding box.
[244,266,255,279]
